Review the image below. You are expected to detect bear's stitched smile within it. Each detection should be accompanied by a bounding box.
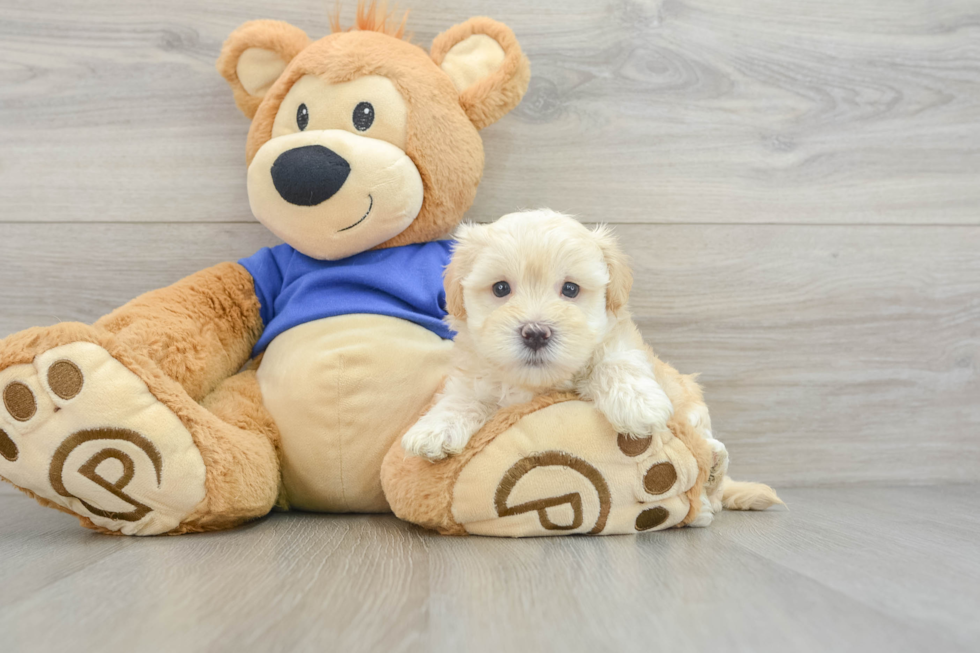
[338,194,374,232]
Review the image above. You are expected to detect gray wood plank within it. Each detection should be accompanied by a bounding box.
[424,503,962,653]
[0,493,136,605]
[715,486,980,650]
[627,224,980,487]
[0,495,429,653]
[1,0,978,224]
[0,223,280,336]
[1,486,977,652]
[0,222,977,487]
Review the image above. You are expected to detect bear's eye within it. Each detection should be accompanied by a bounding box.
[353,101,375,131]
[296,103,309,131]
[492,281,511,298]
[561,282,580,298]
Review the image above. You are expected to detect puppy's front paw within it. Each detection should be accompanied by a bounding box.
[402,420,475,462]
[604,380,674,440]
[402,423,451,461]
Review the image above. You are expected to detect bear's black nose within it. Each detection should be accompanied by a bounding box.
[271,145,351,206]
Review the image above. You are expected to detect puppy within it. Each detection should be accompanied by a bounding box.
[401,208,679,461]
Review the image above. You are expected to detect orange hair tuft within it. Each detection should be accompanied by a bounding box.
[329,1,410,40]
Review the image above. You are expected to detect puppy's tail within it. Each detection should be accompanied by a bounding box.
[721,476,784,511]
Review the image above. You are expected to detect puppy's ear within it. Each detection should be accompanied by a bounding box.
[430,18,531,130]
[217,20,310,119]
[444,223,481,323]
[444,255,467,323]
[592,225,633,314]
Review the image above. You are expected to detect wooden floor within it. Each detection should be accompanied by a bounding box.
[1,1,978,650]
[0,486,977,652]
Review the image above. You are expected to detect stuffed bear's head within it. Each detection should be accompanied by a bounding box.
[217,4,530,260]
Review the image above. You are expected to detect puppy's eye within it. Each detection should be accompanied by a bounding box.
[353,101,374,131]
[561,282,580,298]
[296,103,309,131]
[492,281,511,298]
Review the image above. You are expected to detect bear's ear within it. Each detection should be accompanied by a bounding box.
[217,20,311,119]
[430,17,531,130]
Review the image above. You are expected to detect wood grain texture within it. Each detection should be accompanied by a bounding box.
[627,224,980,487]
[0,222,976,487]
[1,0,978,224]
[2,2,977,648]
[1,486,978,652]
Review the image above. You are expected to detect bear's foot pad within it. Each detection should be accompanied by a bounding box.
[383,396,710,538]
[450,401,699,536]
[0,342,206,535]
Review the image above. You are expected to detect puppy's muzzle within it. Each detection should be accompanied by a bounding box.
[520,323,552,352]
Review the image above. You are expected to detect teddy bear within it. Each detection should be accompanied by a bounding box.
[0,4,757,537]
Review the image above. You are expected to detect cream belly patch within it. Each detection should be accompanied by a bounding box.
[258,314,453,513]
[0,343,206,535]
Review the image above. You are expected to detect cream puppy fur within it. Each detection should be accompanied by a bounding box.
[402,209,677,461]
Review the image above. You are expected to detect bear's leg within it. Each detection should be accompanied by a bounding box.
[0,263,280,534]
[198,369,284,515]
[382,393,713,537]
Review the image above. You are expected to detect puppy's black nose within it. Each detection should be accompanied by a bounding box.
[520,323,552,352]
[271,145,351,206]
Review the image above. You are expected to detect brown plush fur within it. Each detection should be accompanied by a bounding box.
[200,370,287,511]
[215,20,311,120]
[241,32,484,249]
[95,263,263,403]
[219,13,529,250]
[0,318,281,533]
[429,18,531,130]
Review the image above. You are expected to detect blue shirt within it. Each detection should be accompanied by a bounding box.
[240,241,455,356]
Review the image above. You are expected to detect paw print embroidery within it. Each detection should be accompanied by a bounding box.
[448,400,702,536]
[0,342,206,535]
[616,433,682,531]
[494,451,612,534]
